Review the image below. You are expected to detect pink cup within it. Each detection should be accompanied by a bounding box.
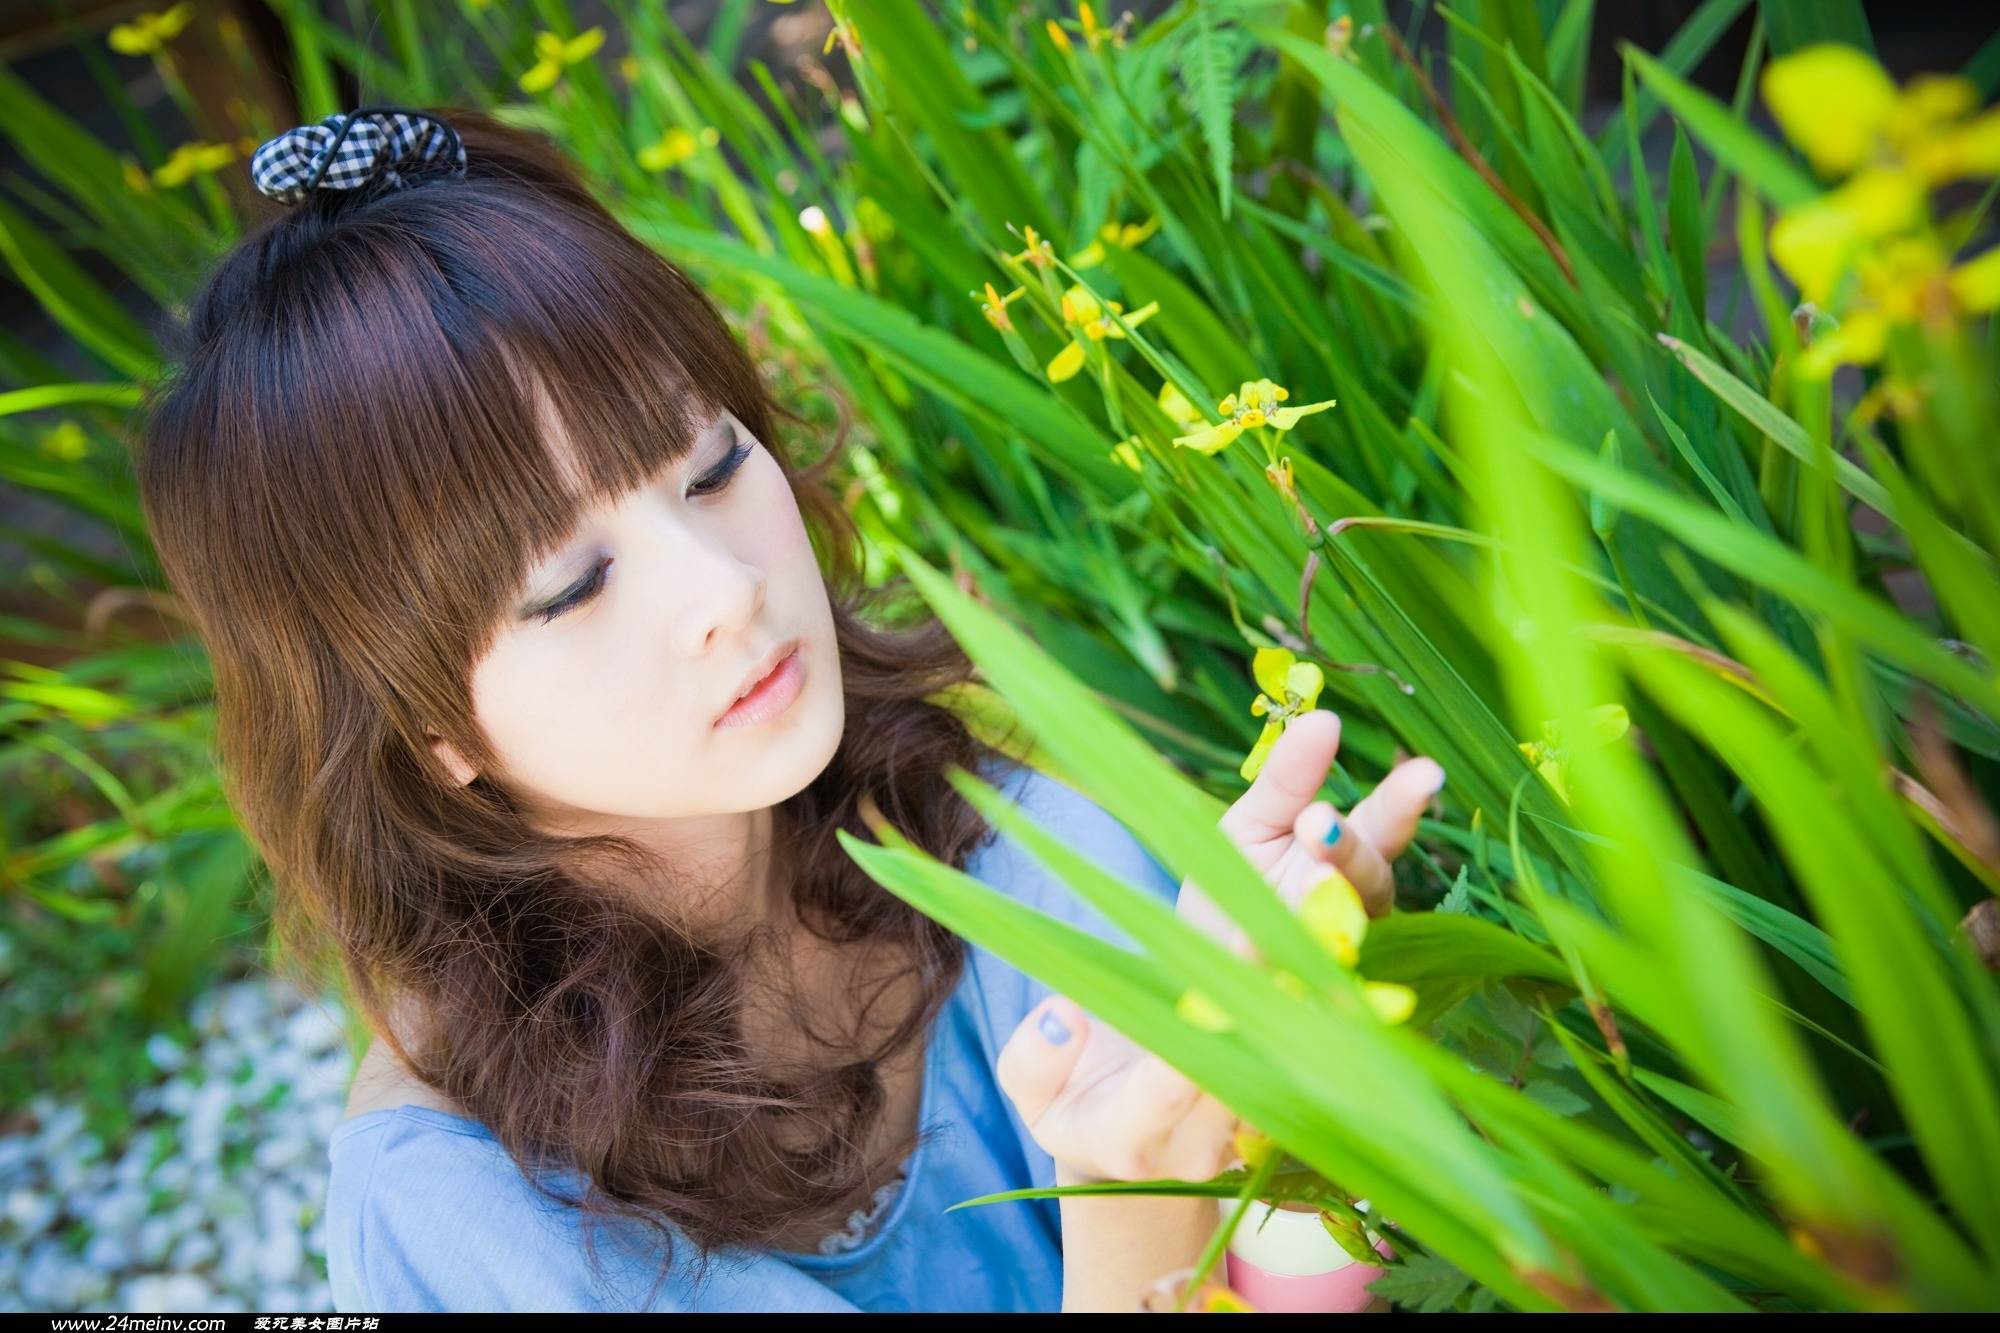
[1217,1197,1395,1313]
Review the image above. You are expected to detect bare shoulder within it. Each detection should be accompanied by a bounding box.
[342,1034,469,1123]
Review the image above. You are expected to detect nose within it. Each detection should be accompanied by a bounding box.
[664,521,766,659]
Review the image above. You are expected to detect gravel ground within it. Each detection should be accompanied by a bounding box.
[1,974,353,1313]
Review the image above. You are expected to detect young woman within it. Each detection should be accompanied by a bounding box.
[130,106,1442,1313]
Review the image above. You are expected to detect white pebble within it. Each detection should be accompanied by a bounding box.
[0,1136,34,1185]
[219,983,268,1035]
[21,1239,90,1308]
[12,975,353,1311]
[85,1229,135,1272]
[149,1156,191,1194]
[35,1104,85,1153]
[168,1229,217,1270]
[132,1214,176,1269]
[285,1004,345,1057]
[47,1152,90,1195]
[145,1033,187,1073]
[254,1226,304,1287]
[3,1185,58,1237]
[254,1132,310,1173]
[85,1186,148,1235]
[159,1079,195,1118]
[120,1272,215,1314]
[216,1224,261,1291]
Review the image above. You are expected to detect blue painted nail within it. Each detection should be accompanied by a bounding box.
[1038,1007,1072,1045]
[1322,818,1344,848]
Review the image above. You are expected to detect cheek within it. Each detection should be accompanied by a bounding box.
[469,638,667,801]
[744,452,814,562]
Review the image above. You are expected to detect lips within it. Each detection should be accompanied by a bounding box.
[718,637,800,724]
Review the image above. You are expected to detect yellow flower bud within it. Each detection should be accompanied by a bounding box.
[1176,987,1234,1033]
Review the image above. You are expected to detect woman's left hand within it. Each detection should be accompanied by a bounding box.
[995,709,1444,1186]
[1176,709,1444,959]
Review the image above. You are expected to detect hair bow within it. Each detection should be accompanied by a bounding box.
[250,106,465,205]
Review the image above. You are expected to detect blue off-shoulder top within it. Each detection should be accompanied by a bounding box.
[323,752,1185,1312]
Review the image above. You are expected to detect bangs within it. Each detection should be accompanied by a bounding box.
[186,176,761,672]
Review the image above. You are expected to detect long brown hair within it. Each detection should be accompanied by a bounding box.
[131,106,1011,1299]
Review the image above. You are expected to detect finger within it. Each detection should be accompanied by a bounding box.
[1299,758,1444,917]
[1220,710,1342,843]
[996,996,1089,1130]
[1098,1052,1209,1180]
[1158,1091,1243,1182]
[1297,798,1395,918]
[1347,757,1446,863]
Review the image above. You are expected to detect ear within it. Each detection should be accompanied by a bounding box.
[428,734,478,787]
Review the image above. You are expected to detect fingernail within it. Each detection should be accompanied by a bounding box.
[1321,817,1343,848]
[1425,763,1447,794]
[1038,1006,1072,1045]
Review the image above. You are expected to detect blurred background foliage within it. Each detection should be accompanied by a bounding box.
[3,0,1999,1312]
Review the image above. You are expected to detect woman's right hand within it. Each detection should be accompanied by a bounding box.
[998,989,1243,1185]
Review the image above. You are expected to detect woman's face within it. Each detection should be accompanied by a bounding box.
[432,402,843,836]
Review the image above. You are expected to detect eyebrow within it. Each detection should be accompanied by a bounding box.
[516,409,733,613]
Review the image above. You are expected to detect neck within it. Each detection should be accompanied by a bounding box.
[540,799,791,937]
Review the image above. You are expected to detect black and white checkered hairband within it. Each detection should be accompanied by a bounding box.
[249,106,466,206]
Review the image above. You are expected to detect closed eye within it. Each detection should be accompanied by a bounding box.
[527,427,756,625]
[530,555,610,624]
[688,434,754,498]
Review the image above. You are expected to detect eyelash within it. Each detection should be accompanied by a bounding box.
[532,437,755,624]
[688,438,754,498]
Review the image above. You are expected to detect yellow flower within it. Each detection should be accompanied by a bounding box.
[1231,1125,1279,1172]
[1157,379,1201,425]
[974,280,1025,332]
[1324,14,1356,60]
[108,2,193,56]
[1109,436,1145,472]
[1948,244,2000,313]
[1079,3,1107,52]
[1363,982,1418,1026]
[823,17,861,59]
[1045,284,1159,382]
[1265,455,1296,502]
[1271,968,1311,1001]
[41,422,89,462]
[1299,869,1367,966]
[1044,18,1073,54]
[1761,45,2000,376]
[1176,987,1234,1033]
[121,156,153,196]
[1518,704,1631,805]
[519,27,606,94]
[1859,234,1955,323]
[638,126,707,172]
[1765,46,2000,186]
[1172,378,1336,456]
[1763,44,1899,178]
[1006,223,1057,269]
[797,206,856,285]
[1197,1286,1258,1313]
[1769,168,1926,305]
[151,140,235,188]
[1239,646,1324,782]
[1068,214,1161,268]
[1298,870,1417,1023]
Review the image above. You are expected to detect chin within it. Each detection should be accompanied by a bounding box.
[717,651,845,800]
